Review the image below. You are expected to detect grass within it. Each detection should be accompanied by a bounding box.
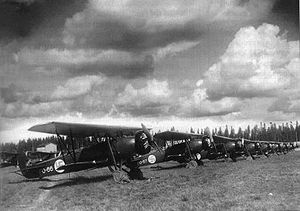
[1,151,300,211]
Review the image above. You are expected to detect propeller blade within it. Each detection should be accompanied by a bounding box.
[141,123,153,143]
[204,127,213,142]
[141,123,162,153]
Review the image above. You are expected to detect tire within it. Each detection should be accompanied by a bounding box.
[129,168,144,180]
[112,170,130,183]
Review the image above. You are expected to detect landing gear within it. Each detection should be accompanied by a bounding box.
[195,153,204,166]
[230,153,237,162]
[112,170,130,183]
[196,160,204,166]
[128,167,145,180]
[186,160,198,169]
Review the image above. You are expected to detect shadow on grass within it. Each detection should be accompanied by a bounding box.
[39,175,112,190]
[151,163,186,171]
[9,178,53,184]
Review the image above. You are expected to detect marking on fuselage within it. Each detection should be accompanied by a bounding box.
[148,155,156,164]
[54,159,65,173]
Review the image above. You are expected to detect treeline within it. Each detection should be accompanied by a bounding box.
[187,121,299,142]
[1,121,299,153]
[0,136,97,153]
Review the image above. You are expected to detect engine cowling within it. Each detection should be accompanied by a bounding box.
[189,139,203,154]
[235,140,244,151]
[260,143,269,152]
[114,131,152,158]
[202,136,212,151]
[246,142,256,153]
[225,141,236,152]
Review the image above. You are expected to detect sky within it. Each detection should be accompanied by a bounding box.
[0,0,299,143]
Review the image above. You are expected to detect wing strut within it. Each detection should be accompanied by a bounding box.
[107,137,118,170]
[55,128,76,163]
[184,137,194,160]
[56,133,65,162]
[69,129,76,162]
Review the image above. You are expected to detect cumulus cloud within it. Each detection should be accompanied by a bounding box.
[189,23,299,120]
[114,79,172,116]
[198,23,299,100]
[0,75,106,118]
[178,87,242,117]
[51,75,105,100]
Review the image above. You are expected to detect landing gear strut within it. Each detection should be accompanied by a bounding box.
[129,167,145,180]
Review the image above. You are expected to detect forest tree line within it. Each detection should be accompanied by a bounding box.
[1,121,299,153]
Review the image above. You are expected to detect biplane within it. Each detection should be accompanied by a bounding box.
[208,136,296,161]
[17,122,210,183]
[0,151,18,167]
[153,130,212,167]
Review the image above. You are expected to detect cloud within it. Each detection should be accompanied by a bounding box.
[0,99,69,118]
[0,0,86,41]
[0,83,20,103]
[114,79,172,116]
[63,0,275,51]
[198,23,299,100]
[51,75,105,100]
[178,87,242,117]
[15,48,154,78]
[153,41,200,60]
[188,23,299,120]
[0,75,106,118]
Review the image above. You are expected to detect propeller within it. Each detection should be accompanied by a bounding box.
[204,127,216,151]
[204,127,214,143]
[141,123,162,153]
[141,123,153,144]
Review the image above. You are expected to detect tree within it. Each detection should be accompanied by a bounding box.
[217,127,223,136]
[229,126,235,138]
[237,127,243,138]
[224,125,229,137]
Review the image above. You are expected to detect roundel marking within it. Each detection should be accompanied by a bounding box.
[195,153,201,160]
[54,159,65,173]
[148,155,156,164]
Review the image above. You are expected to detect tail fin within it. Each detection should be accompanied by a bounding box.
[16,152,42,179]
[16,152,33,178]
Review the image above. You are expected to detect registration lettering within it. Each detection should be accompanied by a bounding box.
[41,166,53,174]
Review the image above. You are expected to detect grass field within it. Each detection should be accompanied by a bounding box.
[1,151,299,211]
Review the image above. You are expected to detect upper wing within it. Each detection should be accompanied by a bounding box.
[154,131,204,140]
[28,121,143,137]
[212,135,237,143]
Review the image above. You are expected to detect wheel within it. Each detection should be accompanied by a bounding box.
[224,153,230,162]
[196,160,204,166]
[186,160,198,169]
[112,170,130,183]
[129,168,145,180]
[230,154,237,162]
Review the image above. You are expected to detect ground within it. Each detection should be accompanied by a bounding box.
[1,151,300,211]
